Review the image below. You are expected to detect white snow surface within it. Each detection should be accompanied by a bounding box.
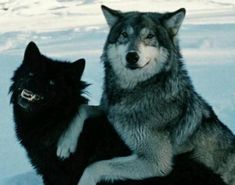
[0,0,235,184]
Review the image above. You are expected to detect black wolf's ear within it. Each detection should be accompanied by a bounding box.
[24,41,41,62]
[101,5,121,27]
[163,8,186,36]
[72,58,86,78]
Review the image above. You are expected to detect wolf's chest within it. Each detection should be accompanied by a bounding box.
[107,101,150,125]
[108,115,149,150]
[105,102,151,148]
[107,97,177,127]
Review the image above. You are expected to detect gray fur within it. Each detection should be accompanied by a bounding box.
[99,6,235,185]
[57,6,235,185]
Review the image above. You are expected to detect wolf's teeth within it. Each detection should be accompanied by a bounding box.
[20,89,42,102]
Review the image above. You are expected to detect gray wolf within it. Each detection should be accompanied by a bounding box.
[57,5,235,185]
[10,42,225,185]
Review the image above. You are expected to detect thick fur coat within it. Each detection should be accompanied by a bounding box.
[10,42,226,185]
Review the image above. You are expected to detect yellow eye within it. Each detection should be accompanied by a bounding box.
[121,32,128,38]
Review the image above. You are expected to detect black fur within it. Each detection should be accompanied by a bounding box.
[10,42,225,185]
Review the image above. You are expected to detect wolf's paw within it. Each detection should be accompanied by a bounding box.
[56,104,89,159]
[56,131,78,159]
[78,167,98,185]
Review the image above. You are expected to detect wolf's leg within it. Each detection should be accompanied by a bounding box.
[78,134,173,185]
[192,121,235,185]
[211,153,235,185]
[221,154,235,185]
[57,105,103,159]
[194,145,235,185]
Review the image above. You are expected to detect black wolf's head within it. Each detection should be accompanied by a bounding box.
[101,6,186,88]
[10,42,87,113]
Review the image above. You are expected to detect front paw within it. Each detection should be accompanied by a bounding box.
[56,104,89,159]
[56,131,78,159]
[78,168,97,185]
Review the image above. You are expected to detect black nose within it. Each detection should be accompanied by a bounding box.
[126,52,139,65]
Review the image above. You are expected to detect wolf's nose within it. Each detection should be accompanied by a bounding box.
[126,52,139,64]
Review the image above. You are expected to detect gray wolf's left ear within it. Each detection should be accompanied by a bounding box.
[163,8,186,36]
[101,5,121,27]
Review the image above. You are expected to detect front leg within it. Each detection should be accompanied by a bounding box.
[78,134,173,185]
[57,104,103,159]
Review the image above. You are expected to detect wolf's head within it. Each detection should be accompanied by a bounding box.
[102,6,186,88]
[10,42,87,113]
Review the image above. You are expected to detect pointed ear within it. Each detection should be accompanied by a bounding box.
[101,5,121,27]
[24,41,41,62]
[72,58,86,78]
[163,8,186,36]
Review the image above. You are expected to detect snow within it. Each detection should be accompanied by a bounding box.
[0,0,234,184]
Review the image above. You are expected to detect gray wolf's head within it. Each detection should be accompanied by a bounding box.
[102,5,186,88]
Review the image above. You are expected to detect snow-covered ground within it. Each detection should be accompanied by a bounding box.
[0,0,235,184]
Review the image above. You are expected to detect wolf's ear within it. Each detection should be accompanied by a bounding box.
[24,41,41,62]
[72,58,86,78]
[101,5,121,27]
[163,8,186,36]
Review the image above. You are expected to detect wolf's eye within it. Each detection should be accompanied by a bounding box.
[49,80,55,86]
[146,33,154,39]
[121,32,128,38]
[29,72,34,77]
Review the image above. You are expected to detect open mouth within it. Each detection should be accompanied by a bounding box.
[126,60,150,70]
[20,89,44,102]
[17,89,44,111]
